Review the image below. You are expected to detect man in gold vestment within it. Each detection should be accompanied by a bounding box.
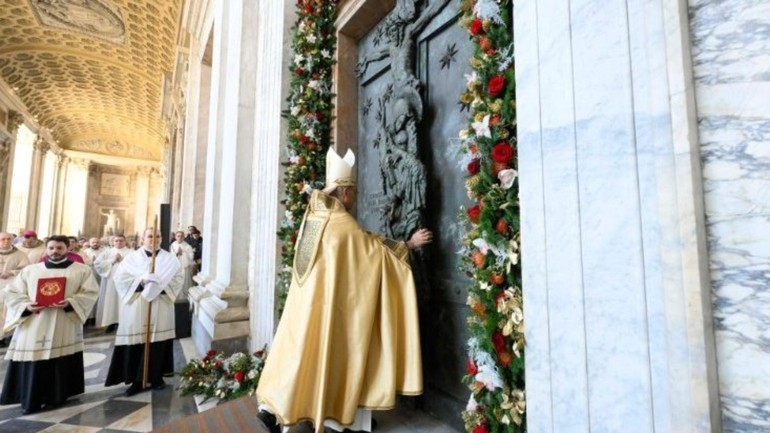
[257,148,432,433]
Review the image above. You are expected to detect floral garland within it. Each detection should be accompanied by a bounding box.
[178,348,268,402]
[277,0,339,311]
[457,1,525,432]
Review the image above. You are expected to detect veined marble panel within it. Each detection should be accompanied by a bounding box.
[691,0,770,431]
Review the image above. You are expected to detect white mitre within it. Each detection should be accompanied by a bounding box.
[322,147,356,194]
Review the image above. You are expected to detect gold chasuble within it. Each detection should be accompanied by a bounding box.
[257,190,423,431]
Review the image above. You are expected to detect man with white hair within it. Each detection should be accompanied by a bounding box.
[0,232,30,346]
[104,228,184,396]
[257,148,433,433]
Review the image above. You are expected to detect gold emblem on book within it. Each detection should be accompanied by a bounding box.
[40,281,62,296]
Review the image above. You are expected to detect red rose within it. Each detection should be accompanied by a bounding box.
[467,205,481,224]
[215,361,223,369]
[466,358,478,376]
[473,423,489,433]
[295,67,304,76]
[254,349,265,358]
[234,371,245,383]
[491,142,515,164]
[469,19,484,36]
[492,330,506,353]
[467,159,480,175]
[315,112,324,120]
[488,75,506,97]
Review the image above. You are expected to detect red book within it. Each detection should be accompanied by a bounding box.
[36,277,66,307]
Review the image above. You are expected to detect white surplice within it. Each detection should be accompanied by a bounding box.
[94,247,132,327]
[0,247,31,332]
[169,241,194,298]
[112,248,183,346]
[3,261,99,361]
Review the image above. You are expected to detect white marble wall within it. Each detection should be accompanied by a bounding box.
[689,0,770,431]
[515,0,721,431]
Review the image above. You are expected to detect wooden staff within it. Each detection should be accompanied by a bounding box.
[142,216,159,389]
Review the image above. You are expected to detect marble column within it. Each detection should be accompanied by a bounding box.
[688,0,770,431]
[51,155,69,234]
[0,137,14,231]
[133,167,152,232]
[25,137,48,229]
[189,0,256,355]
[515,0,721,432]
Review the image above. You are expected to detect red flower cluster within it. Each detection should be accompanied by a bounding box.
[473,423,489,433]
[491,141,515,164]
[466,358,478,376]
[469,18,484,36]
[202,349,217,363]
[467,158,480,175]
[492,330,512,367]
[467,205,481,224]
[234,371,245,383]
[487,75,506,97]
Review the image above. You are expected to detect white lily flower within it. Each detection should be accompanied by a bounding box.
[472,115,491,138]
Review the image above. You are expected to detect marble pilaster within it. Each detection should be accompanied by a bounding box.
[179,37,211,230]
[62,158,90,236]
[246,0,293,350]
[515,0,721,431]
[189,0,257,355]
[689,0,770,431]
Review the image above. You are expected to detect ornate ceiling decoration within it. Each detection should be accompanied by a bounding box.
[0,0,181,161]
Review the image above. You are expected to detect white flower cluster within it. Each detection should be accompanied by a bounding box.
[467,337,503,391]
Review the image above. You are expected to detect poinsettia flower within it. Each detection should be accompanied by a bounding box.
[471,114,491,138]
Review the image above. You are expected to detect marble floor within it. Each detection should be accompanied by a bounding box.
[0,328,458,433]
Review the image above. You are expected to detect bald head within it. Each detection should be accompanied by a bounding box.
[141,228,161,250]
[89,237,101,249]
[0,232,12,250]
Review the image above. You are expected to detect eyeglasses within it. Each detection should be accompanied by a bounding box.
[23,235,34,238]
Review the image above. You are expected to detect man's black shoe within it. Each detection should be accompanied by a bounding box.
[151,380,167,390]
[256,410,281,433]
[125,384,145,396]
[105,324,117,334]
[21,404,44,415]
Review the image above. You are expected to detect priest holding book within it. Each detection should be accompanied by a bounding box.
[0,235,99,414]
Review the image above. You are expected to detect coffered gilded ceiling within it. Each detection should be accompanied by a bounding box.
[0,0,181,161]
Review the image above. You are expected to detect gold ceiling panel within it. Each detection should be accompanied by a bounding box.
[0,0,180,161]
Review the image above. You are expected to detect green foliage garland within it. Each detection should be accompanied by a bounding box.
[277,0,339,312]
[457,1,526,432]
